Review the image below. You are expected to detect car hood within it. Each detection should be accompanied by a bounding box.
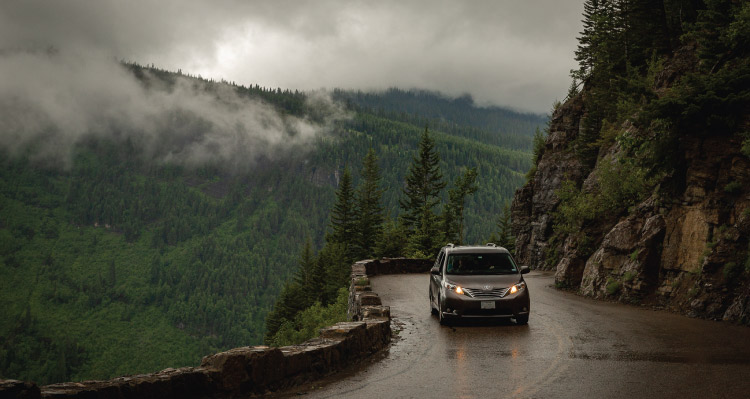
[444,274,522,289]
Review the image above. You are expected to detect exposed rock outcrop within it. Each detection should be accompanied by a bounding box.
[512,48,750,324]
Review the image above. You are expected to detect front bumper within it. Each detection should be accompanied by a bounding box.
[441,288,530,319]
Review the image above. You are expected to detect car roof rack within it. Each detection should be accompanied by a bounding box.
[486,243,497,247]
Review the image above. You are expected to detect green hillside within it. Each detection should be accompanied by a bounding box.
[0,65,539,384]
[333,88,546,151]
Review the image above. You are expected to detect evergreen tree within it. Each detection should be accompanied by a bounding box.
[406,207,444,258]
[489,204,515,253]
[354,149,385,259]
[319,242,350,304]
[265,239,323,343]
[399,127,446,252]
[292,238,323,304]
[374,218,409,258]
[442,167,478,244]
[263,281,305,344]
[327,167,356,259]
[573,0,605,81]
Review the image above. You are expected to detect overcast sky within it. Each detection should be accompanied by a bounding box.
[1,0,584,114]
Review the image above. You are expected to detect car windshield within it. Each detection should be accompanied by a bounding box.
[445,253,517,275]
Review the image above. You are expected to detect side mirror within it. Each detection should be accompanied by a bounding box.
[430,266,440,275]
[520,266,530,274]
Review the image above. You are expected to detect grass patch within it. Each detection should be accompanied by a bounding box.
[354,277,370,286]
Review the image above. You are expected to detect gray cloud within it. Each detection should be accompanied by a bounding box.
[1,0,584,116]
[0,49,346,170]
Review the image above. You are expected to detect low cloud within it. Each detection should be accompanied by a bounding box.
[0,0,584,114]
[0,49,347,170]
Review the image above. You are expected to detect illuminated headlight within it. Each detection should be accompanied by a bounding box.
[504,281,526,296]
[444,281,465,295]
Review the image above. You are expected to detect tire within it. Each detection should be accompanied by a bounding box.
[515,314,529,325]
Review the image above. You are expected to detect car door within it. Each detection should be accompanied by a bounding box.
[430,250,445,306]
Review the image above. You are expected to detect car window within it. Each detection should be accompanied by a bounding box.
[446,253,517,275]
[435,251,445,272]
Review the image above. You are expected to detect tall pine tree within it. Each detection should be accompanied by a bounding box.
[354,149,385,259]
[488,203,515,253]
[400,127,446,255]
[327,167,356,260]
[442,167,478,244]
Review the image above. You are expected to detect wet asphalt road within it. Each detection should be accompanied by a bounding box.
[278,272,750,398]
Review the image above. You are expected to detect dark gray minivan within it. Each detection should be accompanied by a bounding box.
[429,244,530,325]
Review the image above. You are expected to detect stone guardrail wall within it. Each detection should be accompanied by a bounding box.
[0,258,432,399]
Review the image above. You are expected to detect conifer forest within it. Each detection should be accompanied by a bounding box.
[0,66,542,384]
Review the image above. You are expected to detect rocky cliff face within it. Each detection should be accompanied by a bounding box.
[512,47,750,324]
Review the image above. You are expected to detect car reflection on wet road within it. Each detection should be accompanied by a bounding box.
[275,272,750,398]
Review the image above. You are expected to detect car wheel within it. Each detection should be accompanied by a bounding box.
[515,314,529,325]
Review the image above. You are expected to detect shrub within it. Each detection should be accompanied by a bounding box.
[605,278,622,296]
[723,262,739,280]
[268,288,349,347]
[623,271,636,282]
[597,158,654,214]
[578,234,596,258]
[545,239,562,269]
[724,181,742,194]
[525,164,538,182]
[742,137,750,158]
[526,127,547,182]
[531,127,547,165]
[552,157,655,237]
[552,180,600,236]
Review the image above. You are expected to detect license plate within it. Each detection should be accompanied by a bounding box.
[481,301,495,309]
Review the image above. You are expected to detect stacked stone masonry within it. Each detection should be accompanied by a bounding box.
[0,258,432,399]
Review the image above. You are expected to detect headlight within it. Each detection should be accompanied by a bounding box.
[504,281,526,297]
[444,281,465,295]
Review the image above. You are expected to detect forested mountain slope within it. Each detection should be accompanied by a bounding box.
[333,88,546,151]
[0,65,540,384]
[512,0,750,323]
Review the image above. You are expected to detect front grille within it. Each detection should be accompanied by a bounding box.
[463,287,508,298]
[464,308,513,316]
